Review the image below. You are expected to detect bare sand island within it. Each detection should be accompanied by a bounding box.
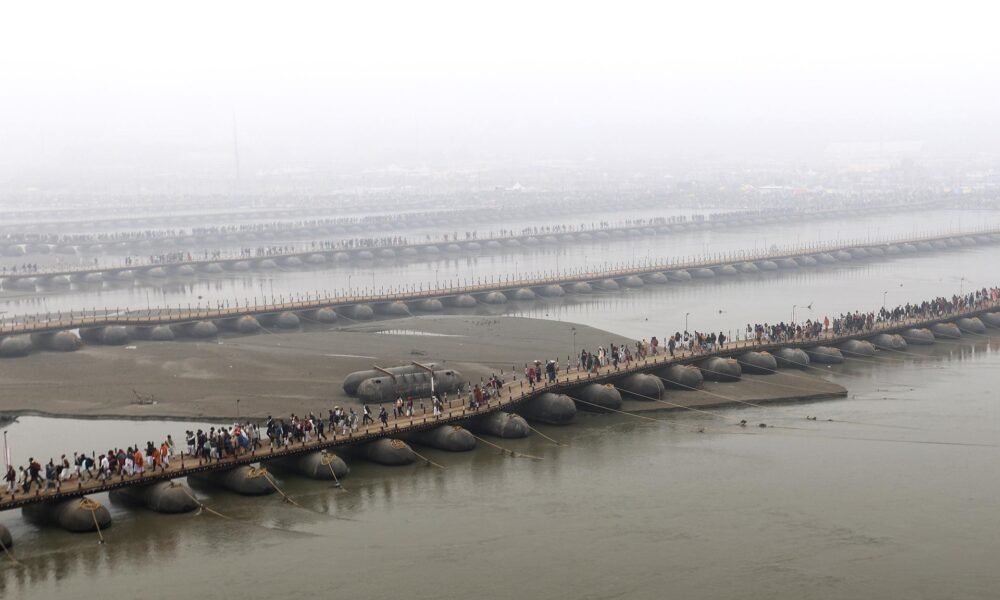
[0,315,845,421]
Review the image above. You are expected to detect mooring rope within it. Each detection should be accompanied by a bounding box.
[653,372,924,431]
[249,467,307,507]
[957,328,993,337]
[408,448,447,470]
[751,354,890,380]
[467,432,543,460]
[296,311,341,328]
[698,364,844,395]
[519,421,568,447]
[175,483,235,520]
[0,536,20,566]
[183,477,342,528]
[258,468,348,515]
[569,395,691,426]
[79,497,105,544]
[634,379,831,432]
[253,321,281,336]
[320,452,345,488]
[616,383,740,422]
[655,374,776,412]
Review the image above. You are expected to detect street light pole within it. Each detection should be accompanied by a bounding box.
[685,312,690,332]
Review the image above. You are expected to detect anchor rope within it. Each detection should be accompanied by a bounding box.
[79,497,105,544]
[518,421,568,447]
[568,395,697,427]
[320,452,346,488]
[175,483,235,520]
[408,448,447,470]
[0,536,20,566]
[466,433,543,460]
[615,383,738,420]
[653,372,923,431]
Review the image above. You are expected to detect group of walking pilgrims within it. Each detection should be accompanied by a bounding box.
[5,440,176,497]
[3,287,998,502]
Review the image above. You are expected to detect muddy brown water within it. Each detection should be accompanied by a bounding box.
[2,337,1000,599]
[2,207,1000,597]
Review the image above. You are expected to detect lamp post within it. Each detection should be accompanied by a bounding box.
[882,290,888,309]
[685,312,690,332]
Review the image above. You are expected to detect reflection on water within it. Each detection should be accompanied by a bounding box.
[3,339,1000,598]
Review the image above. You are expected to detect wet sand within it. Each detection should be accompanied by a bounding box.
[0,315,632,420]
[0,313,847,423]
[622,372,847,413]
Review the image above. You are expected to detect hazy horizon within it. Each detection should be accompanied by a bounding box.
[2,0,999,182]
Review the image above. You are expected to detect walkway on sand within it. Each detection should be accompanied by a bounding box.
[2,299,996,512]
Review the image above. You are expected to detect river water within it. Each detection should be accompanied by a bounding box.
[2,207,1000,598]
[2,337,999,599]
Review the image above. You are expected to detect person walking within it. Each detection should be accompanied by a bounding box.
[45,459,57,489]
[28,457,42,490]
[4,465,15,496]
[18,467,29,494]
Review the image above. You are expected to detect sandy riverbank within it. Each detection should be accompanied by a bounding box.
[0,315,632,420]
[0,314,847,422]
[621,372,846,414]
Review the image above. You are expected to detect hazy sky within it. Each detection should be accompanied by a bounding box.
[1,0,998,178]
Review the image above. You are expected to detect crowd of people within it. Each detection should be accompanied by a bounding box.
[743,288,1000,343]
[0,211,475,247]
[0,263,40,275]
[4,439,178,497]
[4,286,999,501]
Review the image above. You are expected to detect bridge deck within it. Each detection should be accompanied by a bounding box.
[0,204,960,281]
[1,302,994,512]
[2,229,996,336]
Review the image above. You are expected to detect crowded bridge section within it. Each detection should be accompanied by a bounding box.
[2,296,998,518]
